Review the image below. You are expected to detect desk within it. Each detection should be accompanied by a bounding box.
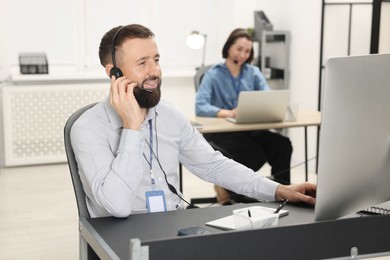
[79,202,390,260]
[191,109,320,134]
[181,110,321,190]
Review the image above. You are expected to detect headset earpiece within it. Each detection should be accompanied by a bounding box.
[110,67,123,79]
[110,26,124,79]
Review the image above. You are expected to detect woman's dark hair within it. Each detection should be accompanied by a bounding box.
[222,28,254,64]
[98,24,155,67]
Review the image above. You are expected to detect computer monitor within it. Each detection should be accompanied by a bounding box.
[253,11,273,42]
[314,53,390,221]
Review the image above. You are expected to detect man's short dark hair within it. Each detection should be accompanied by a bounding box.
[98,24,155,67]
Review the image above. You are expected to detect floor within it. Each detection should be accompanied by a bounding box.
[0,161,317,260]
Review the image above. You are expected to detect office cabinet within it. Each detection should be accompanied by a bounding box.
[259,30,290,90]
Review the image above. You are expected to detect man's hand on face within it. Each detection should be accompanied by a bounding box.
[110,76,146,130]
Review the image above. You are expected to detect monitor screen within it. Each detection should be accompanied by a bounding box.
[314,53,390,221]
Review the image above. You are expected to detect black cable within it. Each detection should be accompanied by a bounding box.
[153,151,199,209]
[148,111,199,209]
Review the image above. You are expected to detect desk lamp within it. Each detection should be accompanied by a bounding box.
[186,31,207,68]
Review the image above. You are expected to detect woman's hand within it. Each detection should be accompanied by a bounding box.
[217,108,237,118]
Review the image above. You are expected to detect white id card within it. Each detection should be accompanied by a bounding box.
[145,190,167,213]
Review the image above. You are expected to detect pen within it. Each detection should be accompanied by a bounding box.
[274,199,288,214]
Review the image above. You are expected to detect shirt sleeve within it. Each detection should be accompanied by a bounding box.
[71,118,145,218]
[178,117,279,201]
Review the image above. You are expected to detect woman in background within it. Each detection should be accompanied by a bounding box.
[195,28,292,204]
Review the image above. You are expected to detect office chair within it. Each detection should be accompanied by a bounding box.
[65,103,192,212]
[194,65,232,160]
[194,65,213,92]
[192,65,257,206]
[190,65,220,205]
[64,103,97,219]
[64,103,104,260]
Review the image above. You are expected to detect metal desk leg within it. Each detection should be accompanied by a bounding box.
[179,163,183,193]
[316,126,320,174]
[304,126,308,181]
[80,231,88,260]
[79,218,120,260]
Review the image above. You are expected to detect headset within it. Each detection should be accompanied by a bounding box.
[109,26,153,94]
[110,26,125,79]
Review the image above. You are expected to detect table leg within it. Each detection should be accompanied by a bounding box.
[80,232,88,260]
[304,126,308,181]
[179,163,183,193]
[79,218,120,259]
[316,126,320,174]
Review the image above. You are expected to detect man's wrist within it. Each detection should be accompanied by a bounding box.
[275,184,286,201]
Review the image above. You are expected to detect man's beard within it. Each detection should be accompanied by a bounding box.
[133,77,162,108]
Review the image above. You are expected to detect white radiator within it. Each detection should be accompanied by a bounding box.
[1,84,108,166]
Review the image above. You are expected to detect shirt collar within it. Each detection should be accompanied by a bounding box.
[217,62,249,73]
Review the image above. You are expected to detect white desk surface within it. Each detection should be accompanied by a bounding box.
[190,109,321,134]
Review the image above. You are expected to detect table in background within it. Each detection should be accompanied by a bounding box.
[179,109,321,192]
[192,109,320,134]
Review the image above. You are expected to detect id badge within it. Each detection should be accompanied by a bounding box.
[145,190,167,213]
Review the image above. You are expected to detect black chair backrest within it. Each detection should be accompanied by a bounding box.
[64,103,97,218]
[194,65,213,92]
[193,64,232,158]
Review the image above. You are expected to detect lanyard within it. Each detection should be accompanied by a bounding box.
[230,70,243,108]
[143,119,156,184]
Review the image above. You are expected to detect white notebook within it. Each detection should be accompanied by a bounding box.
[206,205,289,231]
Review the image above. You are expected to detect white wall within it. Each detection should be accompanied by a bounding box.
[0,0,9,80]
[0,0,384,170]
[0,0,323,109]
[379,2,390,53]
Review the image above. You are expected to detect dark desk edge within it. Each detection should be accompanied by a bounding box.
[143,215,390,260]
[80,218,120,260]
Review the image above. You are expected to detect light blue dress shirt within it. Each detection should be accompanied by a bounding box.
[196,63,270,116]
[71,97,278,218]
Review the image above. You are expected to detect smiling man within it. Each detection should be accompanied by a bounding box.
[70,24,316,218]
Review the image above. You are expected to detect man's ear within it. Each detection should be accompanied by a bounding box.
[105,64,114,78]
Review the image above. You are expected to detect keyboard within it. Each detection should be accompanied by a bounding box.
[359,206,390,215]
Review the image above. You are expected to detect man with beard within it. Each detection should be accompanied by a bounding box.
[71,24,316,218]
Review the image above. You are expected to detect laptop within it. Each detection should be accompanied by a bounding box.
[226,90,290,124]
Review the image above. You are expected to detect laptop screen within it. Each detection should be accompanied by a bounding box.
[227,90,290,124]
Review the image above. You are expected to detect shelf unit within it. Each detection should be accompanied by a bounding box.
[259,30,290,90]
